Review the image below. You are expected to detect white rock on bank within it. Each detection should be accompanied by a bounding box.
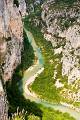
[55,79,64,88]
[54,46,62,55]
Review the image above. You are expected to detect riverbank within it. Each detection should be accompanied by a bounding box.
[24,67,44,98]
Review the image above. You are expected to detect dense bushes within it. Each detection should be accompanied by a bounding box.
[55,0,76,5]
[13,0,19,7]
[41,106,75,120]
[6,76,42,119]
[21,31,34,71]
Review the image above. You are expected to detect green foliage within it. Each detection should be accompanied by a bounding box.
[28,115,40,120]
[41,106,75,120]
[6,69,43,119]
[49,0,76,11]
[53,0,76,9]
[21,31,35,71]
[59,17,76,31]
[55,0,76,5]
[13,0,19,7]
[6,37,11,41]
[25,0,42,14]
[27,106,75,120]
[73,102,80,107]
[11,109,26,120]
[25,0,35,5]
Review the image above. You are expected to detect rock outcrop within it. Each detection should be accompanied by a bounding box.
[0,80,8,120]
[19,0,26,16]
[41,0,80,84]
[0,0,26,119]
[0,0,25,82]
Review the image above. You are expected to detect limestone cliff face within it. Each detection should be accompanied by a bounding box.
[0,0,26,119]
[38,0,80,102]
[0,0,26,82]
[41,0,80,84]
[19,0,26,16]
[0,80,8,120]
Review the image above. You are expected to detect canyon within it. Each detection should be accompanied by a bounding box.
[1,0,80,120]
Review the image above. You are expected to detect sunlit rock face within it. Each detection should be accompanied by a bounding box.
[0,0,24,82]
[62,25,80,83]
[41,0,80,84]
[19,0,26,16]
[0,0,26,119]
[0,80,8,120]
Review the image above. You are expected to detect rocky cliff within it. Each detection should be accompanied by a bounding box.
[41,0,80,84]
[40,0,80,102]
[0,0,23,82]
[0,80,8,120]
[0,0,26,119]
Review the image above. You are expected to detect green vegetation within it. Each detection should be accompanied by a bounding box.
[11,110,26,120]
[25,0,42,14]
[28,105,75,120]
[55,0,76,6]
[6,74,42,119]
[13,0,19,7]
[11,106,75,120]
[73,102,80,107]
[59,17,77,31]
[21,31,35,71]
[40,106,75,120]
[50,0,76,10]
[73,102,80,108]
[24,16,68,103]
[25,0,35,5]
[28,115,40,120]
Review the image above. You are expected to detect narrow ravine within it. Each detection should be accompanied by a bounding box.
[22,28,80,120]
